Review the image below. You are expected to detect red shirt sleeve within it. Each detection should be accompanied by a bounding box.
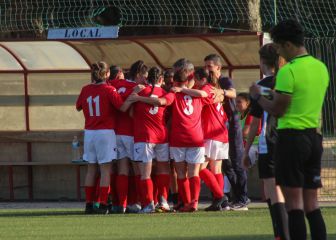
[163,92,175,106]
[200,84,214,105]
[245,114,253,126]
[108,86,124,109]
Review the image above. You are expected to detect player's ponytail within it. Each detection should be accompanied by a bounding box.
[92,61,109,83]
[147,66,163,96]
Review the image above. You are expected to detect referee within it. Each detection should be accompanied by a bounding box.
[250,19,329,240]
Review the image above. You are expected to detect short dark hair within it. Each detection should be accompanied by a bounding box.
[109,65,122,79]
[173,58,194,72]
[270,19,305,47]
[204,54,222,66]
[194,68,208,80]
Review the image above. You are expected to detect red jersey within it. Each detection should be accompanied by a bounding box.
[201,84,229,143]
[113,79,137,136]
[76,83,123,130]
[106,78,120,87]
[164,92,208,147]
[133,85,168,143]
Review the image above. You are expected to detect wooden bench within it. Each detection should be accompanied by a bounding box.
[0,130,86,201]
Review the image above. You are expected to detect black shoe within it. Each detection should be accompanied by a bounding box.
[94,204,109,214]
[220,199,231,211]
[110,206,126,214]
[230,202,248,211]
[205,197,224,211]
[85,203,94,214]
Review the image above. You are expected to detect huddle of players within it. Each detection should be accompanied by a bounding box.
[76,55,240,215]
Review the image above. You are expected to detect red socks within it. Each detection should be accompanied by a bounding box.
[127,176,137,205]
[116,175,128,207]
[99,186,109,205]
[215,173,224,192]
[110,173,118,206]
[189,176,201,207]
[199,169,223,199]
[85,186,95,203]
[152,175,158,205]
[140,178,153,207]
[135,175,142,204]
[177,178,191,205]
[156,174,171,201]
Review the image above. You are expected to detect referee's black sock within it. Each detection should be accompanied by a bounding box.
[272,202,290,240]
[288,209,307,240]
[306,208,326,240]
[266,199,278,238]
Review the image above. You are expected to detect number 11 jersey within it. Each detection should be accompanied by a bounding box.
[76,83,123,130]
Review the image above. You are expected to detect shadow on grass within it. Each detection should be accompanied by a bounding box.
[0,210,84,217]
[123,235,336,240]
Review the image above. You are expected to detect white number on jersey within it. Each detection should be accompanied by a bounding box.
[118,87,126,94]
[149,95,159,115]
[183,95,194,115]
[87,96,100,117]
[216,103,224,116]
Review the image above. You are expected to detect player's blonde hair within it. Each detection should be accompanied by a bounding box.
[92,61,109,82]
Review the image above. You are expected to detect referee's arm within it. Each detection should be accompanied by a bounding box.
[249,83,291,118]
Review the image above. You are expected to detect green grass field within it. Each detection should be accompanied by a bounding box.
[0,207,335,240]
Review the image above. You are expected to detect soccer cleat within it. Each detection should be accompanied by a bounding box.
[110,205,126,214]
[156,201,170,213]
[94,204,109,214]
[84,203,94,214]
[220,200,231,211]
[179,204,197,213]
[126,203,142,213]
[204,197,225,211]
[230,202,248,211]
[139,202,155,214]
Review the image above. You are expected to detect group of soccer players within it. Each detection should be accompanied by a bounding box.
[76,54,241,215]
[77,19,329,240]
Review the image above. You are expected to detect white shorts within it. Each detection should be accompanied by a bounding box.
[83,129,117,164]
[134,142,169,163]
[248,144,259,167]
[116,135,134,160]
[170,147,205,164]
[204,139,229,160]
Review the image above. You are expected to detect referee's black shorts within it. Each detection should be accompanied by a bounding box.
[275,128,323,189]
[258,143,275,179]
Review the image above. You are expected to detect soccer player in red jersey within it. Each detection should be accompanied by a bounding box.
[172,68,227,211]
[130,67,216,212]
[131,67,171,213]
[106,65,124,86]
[112,60,148,213]
[76,61,134,214]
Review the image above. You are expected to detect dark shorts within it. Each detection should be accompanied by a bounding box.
[275,129,323,189]
[258,152,275,179]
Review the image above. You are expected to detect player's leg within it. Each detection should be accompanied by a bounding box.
[155,143,171,212]
[185,147,205,211]
[84,164,98,214]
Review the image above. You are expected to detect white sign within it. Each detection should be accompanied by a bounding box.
[47,26,119,40]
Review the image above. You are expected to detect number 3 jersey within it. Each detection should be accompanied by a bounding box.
[164,91,211,147]
[76,83,123,130]
[133,86,168,144]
